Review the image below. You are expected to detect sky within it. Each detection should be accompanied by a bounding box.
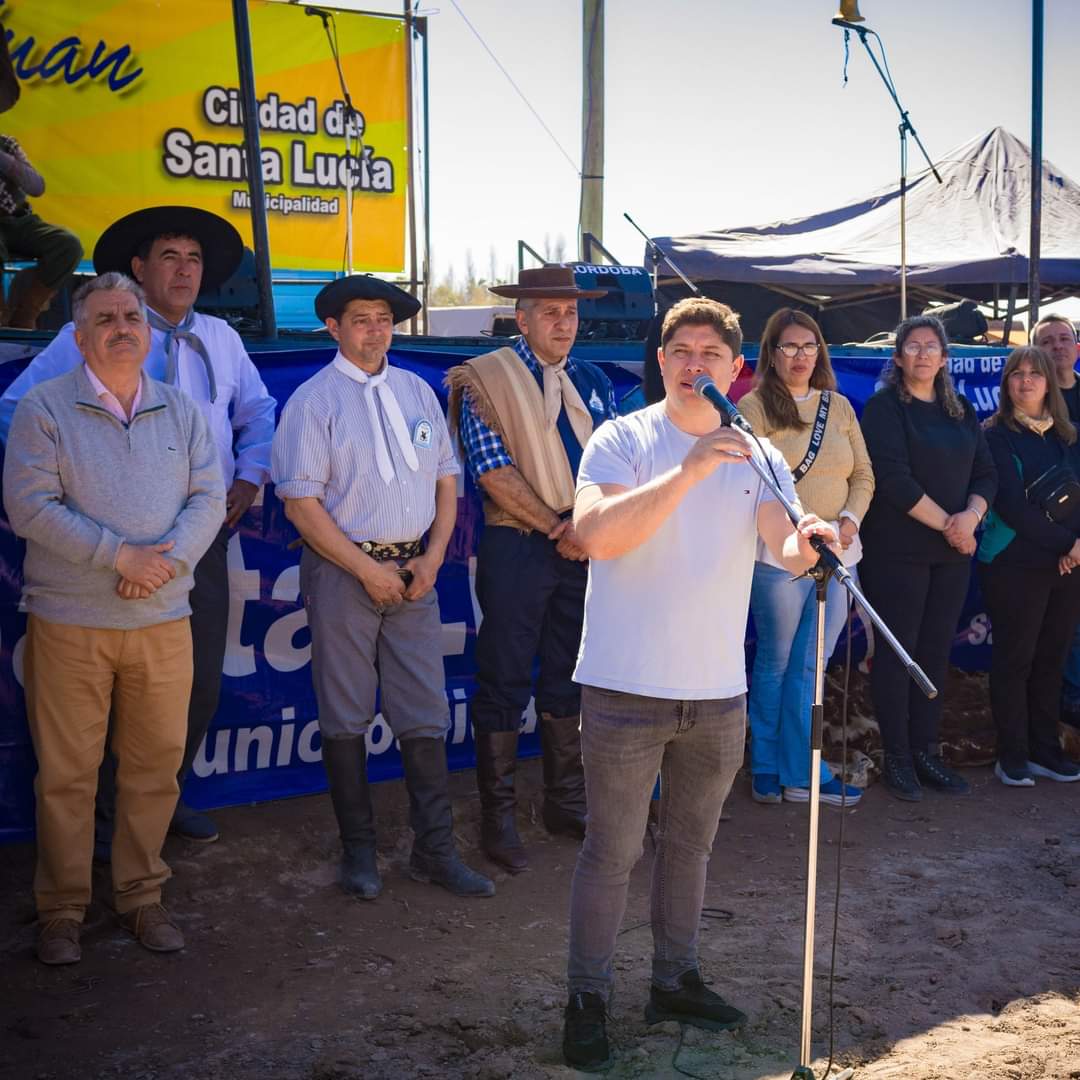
[327,0,1078,299]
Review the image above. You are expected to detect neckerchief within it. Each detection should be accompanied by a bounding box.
[147,307,217,403]
[332,353,419,483]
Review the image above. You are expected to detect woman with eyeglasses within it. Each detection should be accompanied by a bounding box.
[978,346,1080,786]
[859,315,997,801]
[739,310,874,807]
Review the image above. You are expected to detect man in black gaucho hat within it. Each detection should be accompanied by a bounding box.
[272,275,494,900]
[0,205,277,848]
[446,266,618,874]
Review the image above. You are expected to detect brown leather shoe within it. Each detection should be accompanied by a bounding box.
[37,918,81,965]
[120,903,185,953]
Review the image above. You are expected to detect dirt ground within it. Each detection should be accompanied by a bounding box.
[3,671,1080,1080]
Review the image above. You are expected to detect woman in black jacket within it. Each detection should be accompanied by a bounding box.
[978,345,1080,786]
[860,315,997,801]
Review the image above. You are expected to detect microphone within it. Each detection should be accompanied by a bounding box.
[305,5,330,22]
[831,17,867,32]
[692,374,753,434]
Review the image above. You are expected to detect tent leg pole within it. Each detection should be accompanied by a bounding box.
[899,122,908,321]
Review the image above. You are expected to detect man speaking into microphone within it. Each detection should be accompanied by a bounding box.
[560,297,837,1069]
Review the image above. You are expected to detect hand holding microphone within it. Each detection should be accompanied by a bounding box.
[674,374,756,482]
[692,374,754,434]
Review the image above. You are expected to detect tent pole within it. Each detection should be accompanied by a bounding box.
[900,123,908,320]
[1029,0,1043,325]
[1004,284,1019,345]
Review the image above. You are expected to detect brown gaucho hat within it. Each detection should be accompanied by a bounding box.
[488,265,608,300]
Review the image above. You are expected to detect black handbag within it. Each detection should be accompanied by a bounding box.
[1026,461,1080,523]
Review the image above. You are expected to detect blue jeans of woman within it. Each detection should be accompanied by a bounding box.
[566,686,745,1004]
[748,561,854,788]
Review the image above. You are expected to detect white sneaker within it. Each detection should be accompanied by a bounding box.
[783,778,862,807]
[994,760,1034,787]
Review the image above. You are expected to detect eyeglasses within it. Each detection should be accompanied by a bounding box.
[776,342,821,358]
[901,341,944,357]
[1008,369,1046,381]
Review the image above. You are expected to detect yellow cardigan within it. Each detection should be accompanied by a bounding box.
[738,388,875,523]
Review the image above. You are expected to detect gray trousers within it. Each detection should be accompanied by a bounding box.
[300,546,449,741]
[567,686,745,1002]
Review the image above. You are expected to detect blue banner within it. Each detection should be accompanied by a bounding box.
[0,343,1009,843]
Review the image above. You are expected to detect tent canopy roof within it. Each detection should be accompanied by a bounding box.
[648,128,1080,296]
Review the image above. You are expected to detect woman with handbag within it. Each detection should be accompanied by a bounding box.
[859,315,997,801]
[978,346,1080,785]
[740,310,874,806]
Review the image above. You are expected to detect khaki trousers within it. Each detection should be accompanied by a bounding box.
[25,615,192,921]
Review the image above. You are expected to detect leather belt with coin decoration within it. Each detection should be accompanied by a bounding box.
[355,539,423,561]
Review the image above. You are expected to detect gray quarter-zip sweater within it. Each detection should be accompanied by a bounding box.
[3,365,225,629]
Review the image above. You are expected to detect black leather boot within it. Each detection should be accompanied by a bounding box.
[476,730,529,873]
[539,713,587,839]
[400,736,495,898]
[321,735,381,899]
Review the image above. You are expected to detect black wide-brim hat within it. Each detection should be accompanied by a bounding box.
[488,265,608,300]
[315,275,421,325]
[93,206,244,291]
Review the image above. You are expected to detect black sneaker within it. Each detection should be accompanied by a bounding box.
[645,970,747,1033]
[563,992,609,1070]
[1028,747,1080,783]
[913,750,971,795]
[882,753,922,802]
[994,759,1035,787]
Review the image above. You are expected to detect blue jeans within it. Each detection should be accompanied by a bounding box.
[566,686,745,1003]
[748,562,854,788]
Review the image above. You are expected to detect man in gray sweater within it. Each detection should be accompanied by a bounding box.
[3,272,224,965]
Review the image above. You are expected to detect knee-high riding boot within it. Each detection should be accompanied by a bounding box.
[321,735,381,899]
[400,735,495,898]
[475,730,529,873]
[539,712,587,839]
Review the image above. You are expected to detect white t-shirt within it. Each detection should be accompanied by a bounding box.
[573,402,796,700]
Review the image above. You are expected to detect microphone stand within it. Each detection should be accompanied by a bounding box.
[832,18,941,321]
[721,411,936,1080]
[623,211,701,309]
[309,5,363,273]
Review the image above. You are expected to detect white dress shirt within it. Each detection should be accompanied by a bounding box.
[272,354,458,543]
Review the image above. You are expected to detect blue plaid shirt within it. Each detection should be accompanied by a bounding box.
[458,336,618,481]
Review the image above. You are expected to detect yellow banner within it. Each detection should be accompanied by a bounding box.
[1,0,408,272]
